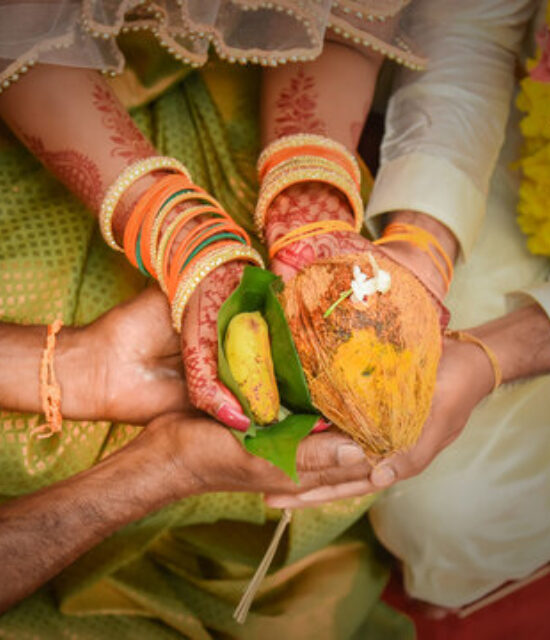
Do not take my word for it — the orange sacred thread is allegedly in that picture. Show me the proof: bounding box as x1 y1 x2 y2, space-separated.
31 318 64 440
268 219 356 260
374 223 454 292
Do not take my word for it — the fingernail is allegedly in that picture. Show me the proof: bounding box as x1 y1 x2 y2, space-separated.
216 404 250 431
370 465 396 488
311 417 332 433
337 444 366 466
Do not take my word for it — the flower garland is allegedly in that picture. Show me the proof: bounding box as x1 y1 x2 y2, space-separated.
516 1 550 256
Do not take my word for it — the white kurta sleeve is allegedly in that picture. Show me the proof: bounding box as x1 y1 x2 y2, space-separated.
366 0 537 258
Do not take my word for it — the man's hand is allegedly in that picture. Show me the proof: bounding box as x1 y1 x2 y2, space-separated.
264 335 493 508
0 409 369 613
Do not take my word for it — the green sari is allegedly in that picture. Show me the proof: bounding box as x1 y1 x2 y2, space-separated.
0 47 414 639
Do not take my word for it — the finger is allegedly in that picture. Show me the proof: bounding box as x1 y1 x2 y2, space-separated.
180 265 250 430
295 430 367 473
265 478 375 509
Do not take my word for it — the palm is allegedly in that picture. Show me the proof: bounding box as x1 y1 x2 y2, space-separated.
92 286 188 423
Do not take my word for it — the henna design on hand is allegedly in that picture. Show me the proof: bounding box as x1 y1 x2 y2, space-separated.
265 182 367 277
92 81 155 162
181 262 243 413
274 67 328 138
23 134 103 211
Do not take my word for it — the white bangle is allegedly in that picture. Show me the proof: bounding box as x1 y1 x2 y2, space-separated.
170 245 265 331
99 156 192 251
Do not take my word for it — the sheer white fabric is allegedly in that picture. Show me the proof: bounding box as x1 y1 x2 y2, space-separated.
0 0 426 93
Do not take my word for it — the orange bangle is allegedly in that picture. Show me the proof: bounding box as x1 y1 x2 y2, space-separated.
160 206 229 292
148 187 222 274
123 175 181 269
167 218 249 298
31 319 63 440
374 222 454 292
268 220 357 260
255 161 363 238
138 175 195 275
259 145 361 189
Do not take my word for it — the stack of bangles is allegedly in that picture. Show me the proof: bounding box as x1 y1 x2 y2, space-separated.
255 133 364 256
373 222 454 294
99 156 264 331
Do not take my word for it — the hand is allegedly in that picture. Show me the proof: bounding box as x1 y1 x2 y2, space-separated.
266 182 368 282
266 186 451 326
62 285 188 423
141 411 370 497
264 333 494 508
179 262 252 431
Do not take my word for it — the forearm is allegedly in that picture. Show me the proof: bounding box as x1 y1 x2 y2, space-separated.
0 323 94 418
470 304 550 384
0 423 192 613
0 64 155 215
261 40 382 150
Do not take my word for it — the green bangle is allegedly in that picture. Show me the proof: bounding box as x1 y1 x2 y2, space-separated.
182 231 246 270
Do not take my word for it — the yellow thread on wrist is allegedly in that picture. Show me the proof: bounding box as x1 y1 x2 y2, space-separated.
445 329 503 392
374 222 454 292
269 220 356 259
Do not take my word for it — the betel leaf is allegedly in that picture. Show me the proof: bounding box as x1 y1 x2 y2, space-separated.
217 266 278 423
243 414 318 483
217 265 318 480
264 278 315 413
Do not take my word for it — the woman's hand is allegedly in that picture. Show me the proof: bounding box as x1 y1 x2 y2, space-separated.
179 262 252 430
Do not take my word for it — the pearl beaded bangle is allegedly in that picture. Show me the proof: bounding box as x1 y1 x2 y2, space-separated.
170 244 264 331
255 163 364 239
99 156 192 252
257 133 361 186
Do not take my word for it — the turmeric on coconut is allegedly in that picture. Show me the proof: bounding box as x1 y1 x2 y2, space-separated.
280 251 441 458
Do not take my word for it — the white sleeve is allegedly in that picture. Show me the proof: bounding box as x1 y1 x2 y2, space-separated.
366 0 537 258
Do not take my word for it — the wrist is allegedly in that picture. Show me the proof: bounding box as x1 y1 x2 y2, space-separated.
382 211 458 301
55 325 102 420
264 182 355 247
469 304 550 385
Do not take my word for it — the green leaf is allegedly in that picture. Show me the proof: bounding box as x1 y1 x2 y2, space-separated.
264 279 315 412
244 414 318 483
217 266 318 480
217 266 278 420
218 265 313 415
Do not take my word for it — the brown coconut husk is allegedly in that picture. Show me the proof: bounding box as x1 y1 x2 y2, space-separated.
280 251 441 459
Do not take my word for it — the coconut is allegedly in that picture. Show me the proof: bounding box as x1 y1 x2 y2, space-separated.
280 251 441 458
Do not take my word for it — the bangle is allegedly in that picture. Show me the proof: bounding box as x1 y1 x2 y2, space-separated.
31 319 64 440
445 330 502 392
374 222 454 293
258 134 361 186
123 174 187 275
269 219 356 260
166 220 248 298
255 162 363 239
255 134 364 240
170 244 264 331
99 156 192 252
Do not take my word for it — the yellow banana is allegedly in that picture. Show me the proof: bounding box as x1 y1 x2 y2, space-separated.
224 311 280 424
